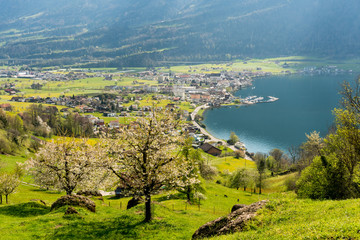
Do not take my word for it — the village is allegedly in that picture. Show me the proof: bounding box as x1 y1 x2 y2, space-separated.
0 66 279 157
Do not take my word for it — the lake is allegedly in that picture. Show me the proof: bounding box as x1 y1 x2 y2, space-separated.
202 73 357 153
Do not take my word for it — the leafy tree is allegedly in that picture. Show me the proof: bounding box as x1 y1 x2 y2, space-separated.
103 108 196 222
177 138 202 202
254 152 267 194
296 156 329 199
26 138 105 195
228 168 252 191
0 109 8 129
57 113 94 137
322 109 360 197
227 132 240 145
269 148 285 172
296 155 349 199
0 172 20 204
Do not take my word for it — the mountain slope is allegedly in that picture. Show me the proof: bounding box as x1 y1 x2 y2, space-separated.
0 0 360 67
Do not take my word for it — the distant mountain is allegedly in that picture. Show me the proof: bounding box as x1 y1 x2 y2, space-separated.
0 0 360 67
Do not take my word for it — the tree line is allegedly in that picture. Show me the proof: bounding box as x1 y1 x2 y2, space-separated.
0 104 94 155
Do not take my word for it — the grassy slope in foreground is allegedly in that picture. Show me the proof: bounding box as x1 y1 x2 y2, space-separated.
0 182 263 240
213 193 360 240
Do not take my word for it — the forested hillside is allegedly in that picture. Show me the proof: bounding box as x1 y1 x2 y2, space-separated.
0 0 360 67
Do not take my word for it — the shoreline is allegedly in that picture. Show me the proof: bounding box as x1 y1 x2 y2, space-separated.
191 104 253 160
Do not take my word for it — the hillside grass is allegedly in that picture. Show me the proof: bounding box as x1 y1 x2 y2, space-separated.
0 181 263 240
1 151 360 239
2 183 360 239
0 154 29 172
211 156 256 173
212 193 360 240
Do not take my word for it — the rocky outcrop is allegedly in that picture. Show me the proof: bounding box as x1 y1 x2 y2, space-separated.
64 206 79 215
192 200 268 239
231 204 247 212
51 195 96 213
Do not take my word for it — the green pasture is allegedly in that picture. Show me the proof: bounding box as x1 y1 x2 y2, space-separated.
0 154 29 172
214 193 360 240
0 75 157 99
1 147 360 239
166 57 296 74
163 56 360 74
211 156 256 174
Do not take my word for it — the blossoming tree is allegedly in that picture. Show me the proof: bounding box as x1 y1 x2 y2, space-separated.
104 108 197 222
27 138 107 195
0 172 20 204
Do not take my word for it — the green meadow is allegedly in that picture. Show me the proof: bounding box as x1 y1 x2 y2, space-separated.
162 56 360 74
1 152 360 239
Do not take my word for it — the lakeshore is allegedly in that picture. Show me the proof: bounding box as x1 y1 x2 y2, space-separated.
202 73 356 153
191 103 253 160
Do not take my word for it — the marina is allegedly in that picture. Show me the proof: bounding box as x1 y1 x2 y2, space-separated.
241 95 279 104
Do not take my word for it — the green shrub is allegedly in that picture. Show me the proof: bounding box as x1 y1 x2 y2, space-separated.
296 155 350 199
0 135 14 154
284 174 299 191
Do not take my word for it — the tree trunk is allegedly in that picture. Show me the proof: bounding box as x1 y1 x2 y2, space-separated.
259 174 262 194
144 194 152 222
5 194 8 204
186 190 191 202
0 195 2 204
243 186 246 192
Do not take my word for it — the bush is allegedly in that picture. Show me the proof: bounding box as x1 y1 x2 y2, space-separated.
29 140 41 152
296 155 350 199
199 163 217 180
284 174 299 191
234 150 245 159
0 135 14 154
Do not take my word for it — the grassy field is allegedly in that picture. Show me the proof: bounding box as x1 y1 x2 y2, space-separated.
1 178 360 239
0 174 263 240
211 156 256 173
1 151 360 239
0 154 29 172
213 193 360 240
166 60 292 74
161 56 360 75
0 76 157 99
164 57 298 74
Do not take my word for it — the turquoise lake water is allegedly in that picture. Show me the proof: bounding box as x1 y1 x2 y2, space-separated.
202 73 357 153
